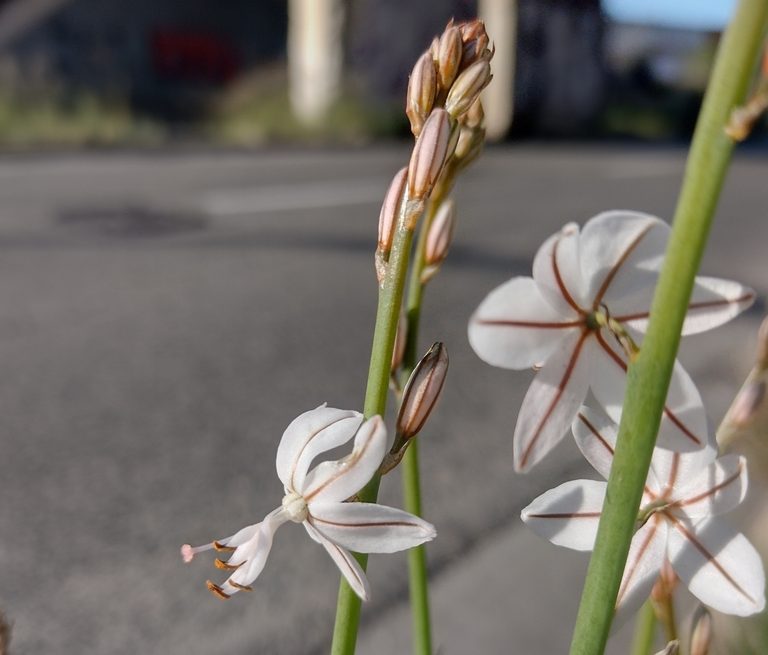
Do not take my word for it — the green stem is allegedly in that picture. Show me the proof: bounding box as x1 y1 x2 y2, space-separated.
569 3 768 654
398 202 438 655
329 195 418 655
630 602 657 655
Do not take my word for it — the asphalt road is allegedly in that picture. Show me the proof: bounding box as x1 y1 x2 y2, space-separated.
0 145 765 654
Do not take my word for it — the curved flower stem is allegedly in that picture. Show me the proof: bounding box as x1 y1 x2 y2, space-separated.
630 602 657 655
568 2 768 654
329 192 419 655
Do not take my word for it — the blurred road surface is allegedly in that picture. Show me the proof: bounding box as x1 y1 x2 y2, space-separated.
0 145 765 654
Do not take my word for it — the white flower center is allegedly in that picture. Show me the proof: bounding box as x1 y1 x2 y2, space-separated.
281 491 308 523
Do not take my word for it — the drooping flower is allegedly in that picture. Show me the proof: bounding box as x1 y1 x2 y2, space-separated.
181 405 436 601
521 406 765 617
468 211 754 471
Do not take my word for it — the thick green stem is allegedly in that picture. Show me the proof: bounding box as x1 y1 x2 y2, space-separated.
630 602 657 655
329 197 417 655
569 2 768 654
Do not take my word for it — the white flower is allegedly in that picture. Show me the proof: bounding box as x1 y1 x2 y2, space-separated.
468 211 754 472
181 405 436 601
521 406 765 617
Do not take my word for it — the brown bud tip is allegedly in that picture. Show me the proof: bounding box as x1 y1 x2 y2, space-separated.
437 26 463 91
396 342 449 442
424 198 456 268
406 51 438 137
690 606 712 655
378 167 408 253
445 59 492 120
757 315 768 369
407 108 453 200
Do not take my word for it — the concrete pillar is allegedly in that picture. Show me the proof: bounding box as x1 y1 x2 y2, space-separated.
478 0 517 140
288 0 344 127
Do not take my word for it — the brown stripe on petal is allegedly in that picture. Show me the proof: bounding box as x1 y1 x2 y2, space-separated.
475 319 584 329
614 291 755 324
592 223 654 309
519 331 589 469
594 331 701 446
673 464 743 509
664 454 680 494
311 516 423 529
526 511 602 519
617 521 659 606
329 541 366 589
669 517 756 603
206 580 231 600
552 236 585 314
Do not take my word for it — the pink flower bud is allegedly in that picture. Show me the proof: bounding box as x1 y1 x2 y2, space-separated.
407 108 453 200
690 606 712 655
406 51 438 137
396 342 449 442
377 167 408 254
446 59 492 120
437 26 463 91
424 199 455 267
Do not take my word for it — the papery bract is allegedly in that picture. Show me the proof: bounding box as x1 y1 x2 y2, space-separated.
182 405 436 601
468 211 754 471
521 406 765 617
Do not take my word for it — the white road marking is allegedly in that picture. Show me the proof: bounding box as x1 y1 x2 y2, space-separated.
203 179 385 215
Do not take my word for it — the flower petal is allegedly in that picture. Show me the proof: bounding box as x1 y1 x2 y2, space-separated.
520 479 606 551
615 519 667 613
648 447 718 498
308 502 436 553
532 223 588 315
513 330 592 472
591 331 709 452
671 455 748 519
275 405 364 492
668 516 765 616
301 416 387 503
617 276 755 336
571 405 619 481
305 522 371 601
579 210 668 311
468 277 579 370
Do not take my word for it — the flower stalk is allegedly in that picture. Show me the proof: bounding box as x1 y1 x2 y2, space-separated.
568 1 768 653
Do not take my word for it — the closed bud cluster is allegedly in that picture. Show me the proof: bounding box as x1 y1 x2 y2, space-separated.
406 51 438 137
445 59 493 120
421 199 456 284
457 19 492 69
689 606 712 655
396 342 449 443
408 108 454 201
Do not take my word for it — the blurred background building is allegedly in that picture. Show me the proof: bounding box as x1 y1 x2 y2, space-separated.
0 0 748 145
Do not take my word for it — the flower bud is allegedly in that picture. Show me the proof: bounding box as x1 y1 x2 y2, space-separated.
458 20 492 68
454 125 485 170
463 98 485 129
729 378 766 428
406 51 438 137
424 199 455 268
689 606 712 655
445 59 492 120
396 342 449 443
757 315 768 369
377 167 408 255
408 108 452 200
391 312 407 373
437 26 462 91
655 642 679 655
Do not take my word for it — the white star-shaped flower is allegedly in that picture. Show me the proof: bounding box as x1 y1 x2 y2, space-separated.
181 405 436 601
521 406 765 617
468 211 754 471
